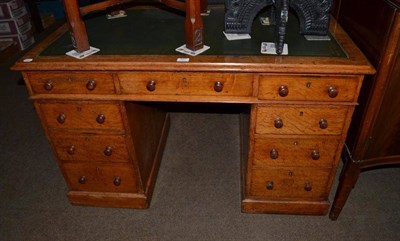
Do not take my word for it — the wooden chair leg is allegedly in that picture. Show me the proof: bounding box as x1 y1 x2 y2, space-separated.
63 0 90 53
200 0 208 13
185 0 204 51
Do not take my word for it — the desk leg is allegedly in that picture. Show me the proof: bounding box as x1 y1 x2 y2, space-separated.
63 0 90 53
185 0 204 51
329 148 362 220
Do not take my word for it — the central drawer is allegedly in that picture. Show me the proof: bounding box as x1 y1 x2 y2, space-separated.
50 132 130 163
63 163 137 193
118 72 254 96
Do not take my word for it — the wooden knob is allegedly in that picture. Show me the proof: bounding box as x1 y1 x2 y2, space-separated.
311 150 320 160
270 149 279 159
104 146 113 156
96 114 105 124
113 176 121 186
214 81 224 92
146 80 156 92
86 80 96 91
274 118 283 128
304 182 312 191
44 80 53 91
319 119 328 129
67 145 75 155
266 181 274 190
278 85 289 97
328 86 338 98
79 176 86 184
57 113 66 124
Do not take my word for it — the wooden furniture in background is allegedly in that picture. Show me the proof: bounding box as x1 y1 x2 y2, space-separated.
329 0 400 220
63 0 207 52
26 0 44 33
12 6 373 215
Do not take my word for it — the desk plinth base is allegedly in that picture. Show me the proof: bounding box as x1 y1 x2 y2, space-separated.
68 191 150 209
242 199 330 215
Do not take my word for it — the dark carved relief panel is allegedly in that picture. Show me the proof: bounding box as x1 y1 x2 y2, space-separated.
224 0 275 33
290 0 333 35
224 0 333 54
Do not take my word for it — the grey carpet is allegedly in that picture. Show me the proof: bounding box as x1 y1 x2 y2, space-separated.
1 51 399 241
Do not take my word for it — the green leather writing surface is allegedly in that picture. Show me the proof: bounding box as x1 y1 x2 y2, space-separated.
41 7 346 57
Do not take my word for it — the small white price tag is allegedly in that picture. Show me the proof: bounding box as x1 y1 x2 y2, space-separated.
175 44 210 56
66 46 100 59
177 58 190 62
260 42 288 55
223 31 251 41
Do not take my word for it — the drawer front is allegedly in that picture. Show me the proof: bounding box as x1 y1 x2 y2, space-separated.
63 163 137 193
256 105 349 135
258 75 359 101
253 137 339 167
40 102 124 130
28 72 116 94
119 72 253 96
249 167 331 199
51 132 130 163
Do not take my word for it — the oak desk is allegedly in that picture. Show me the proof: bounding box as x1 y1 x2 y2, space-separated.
13 7 374 215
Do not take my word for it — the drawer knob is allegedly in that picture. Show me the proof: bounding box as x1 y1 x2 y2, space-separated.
104 146 113 156
57 113 66 124
274 118 283 128
79 176 86 184
328 86 338 98
266 181 274 190
96 114 106 124
67 145 76 155
319 119 328 129
113 176 121 186
146 80 156 92
304 183 312 192
44 80 53 91
86 80 97 91
214 81 224 92
278 85 289 97
311 150 320 160
270 149 279 159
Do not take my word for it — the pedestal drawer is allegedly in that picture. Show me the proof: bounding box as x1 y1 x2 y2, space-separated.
63 163 137 193
27 72 116 94
258 75 360 101
39 102 124 130
256 105 349 135
119 72 253 96
249 167 331 199
253 136 340 167
51 132 130 163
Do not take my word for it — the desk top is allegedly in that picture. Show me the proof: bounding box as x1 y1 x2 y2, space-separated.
13 6 374 75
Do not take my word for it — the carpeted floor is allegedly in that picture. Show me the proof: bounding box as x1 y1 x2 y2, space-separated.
1 41 399 241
